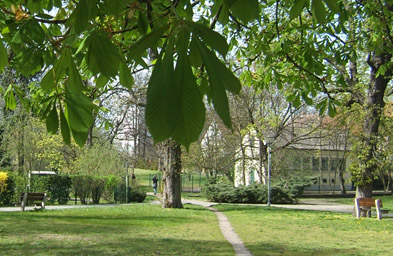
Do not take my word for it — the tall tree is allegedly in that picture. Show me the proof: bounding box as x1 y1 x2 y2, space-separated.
1 1 390 201
233 1 393 198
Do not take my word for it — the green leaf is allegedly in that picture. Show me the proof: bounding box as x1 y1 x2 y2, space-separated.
229 0 259 24
16 48 43 76
71 129 88 147
312 0 326 24
316 98 327 116
137 12 149 35
293 95 301 108
286 93 297 103
145 41 177 143
327 99 336 117
301 92 313 105
46 103 59 135
64 48 84 92
66 0 98 34
96 74 109 89
53 48 67 83
0 41 7 72
290 0 307 20
324 0 341 14
128 25 169 60
189 36 202 67
102 0 130 15
65 89 93 132
195 37 240 129
41 69 55 92
119 59 134 90
186 21 228 57
60 107 71 145
4 85 16 110
171 30 205 149
86 31 121 78
218 4 230 25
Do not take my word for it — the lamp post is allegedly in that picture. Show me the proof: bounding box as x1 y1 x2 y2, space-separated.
267 142 271 207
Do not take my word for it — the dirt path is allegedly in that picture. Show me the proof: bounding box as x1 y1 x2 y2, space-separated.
182 198 252 256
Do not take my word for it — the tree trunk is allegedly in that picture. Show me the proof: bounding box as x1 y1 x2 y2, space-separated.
162 142 183 208
356 52 392 198
339 169 347 195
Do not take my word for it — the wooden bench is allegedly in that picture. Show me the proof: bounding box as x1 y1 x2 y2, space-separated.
20 192 47 212
354 198 389 220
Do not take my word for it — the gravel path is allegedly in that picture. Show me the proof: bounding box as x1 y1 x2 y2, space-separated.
182 198 252 256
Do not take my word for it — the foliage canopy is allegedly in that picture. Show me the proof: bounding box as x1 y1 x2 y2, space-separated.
0 0 342 149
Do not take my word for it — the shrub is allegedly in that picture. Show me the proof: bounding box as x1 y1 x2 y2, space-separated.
203 181 294 204
114 184 130 203
44 175 72 205
275 176 317 202
129 188 146 203
102 175 119 202
71 175 92 204
30 175 48 192
91 176 106 204
0 171 15 205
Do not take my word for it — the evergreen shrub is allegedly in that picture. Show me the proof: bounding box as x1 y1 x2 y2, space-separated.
203 177 314 204
44 175 72 204
71 175 91 204
91 176 106 204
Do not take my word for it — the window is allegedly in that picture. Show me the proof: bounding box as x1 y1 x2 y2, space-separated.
321 157 329 171
303 157 311 171
330 158 346 172
331 179 335 183
293 157 301 170
312 157 319 171
322 178 327 183
330 158 339 172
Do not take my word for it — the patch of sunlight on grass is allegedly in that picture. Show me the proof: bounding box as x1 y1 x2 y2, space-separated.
0 204 234 256
215 204 393 256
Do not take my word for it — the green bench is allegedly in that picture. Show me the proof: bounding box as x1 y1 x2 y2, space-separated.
20 192 47 212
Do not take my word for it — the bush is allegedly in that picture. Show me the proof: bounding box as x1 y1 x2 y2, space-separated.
129 188 146 203
30 175 48 192
203 180 294 204
44 175 72 205
114 184 130 203
275 176 317 202
102 175 119 202
91 176 106 204
71 175 92 204
0 171 15 205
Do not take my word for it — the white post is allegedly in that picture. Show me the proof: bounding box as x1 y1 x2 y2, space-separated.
355 198 360 218
376 199 382 220
27 171 31 192
267 143 271 207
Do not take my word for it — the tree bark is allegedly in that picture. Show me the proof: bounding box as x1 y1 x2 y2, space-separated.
356 52 392 198
162 142 183 208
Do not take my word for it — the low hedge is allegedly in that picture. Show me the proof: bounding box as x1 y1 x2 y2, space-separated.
203 176 316 204
115 184 146 203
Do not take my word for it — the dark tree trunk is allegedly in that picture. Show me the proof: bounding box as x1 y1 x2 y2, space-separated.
339 170 347 195
356 52 392 198
87 125 93 148
162 142 183 208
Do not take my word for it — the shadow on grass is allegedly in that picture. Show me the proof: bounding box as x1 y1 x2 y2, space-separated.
247 242 361 256
2 237 234 256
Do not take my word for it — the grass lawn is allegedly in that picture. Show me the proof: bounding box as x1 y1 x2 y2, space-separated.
0 204 233 256
215 204 393 256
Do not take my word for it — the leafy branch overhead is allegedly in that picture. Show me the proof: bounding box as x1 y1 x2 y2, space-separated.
0 0 344 148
